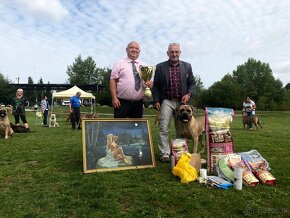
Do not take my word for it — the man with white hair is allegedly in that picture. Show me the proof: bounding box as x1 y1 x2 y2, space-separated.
152 43 195 162
110 41 152 118
11 88 29 129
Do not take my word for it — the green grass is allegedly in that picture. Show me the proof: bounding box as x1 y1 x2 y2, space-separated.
0 107 289 218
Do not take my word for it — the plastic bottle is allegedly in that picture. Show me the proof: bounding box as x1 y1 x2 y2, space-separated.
234 164 243 190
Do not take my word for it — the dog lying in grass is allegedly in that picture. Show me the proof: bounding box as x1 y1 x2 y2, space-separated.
242 111 262 129
0 108 14 139
10 123 30 133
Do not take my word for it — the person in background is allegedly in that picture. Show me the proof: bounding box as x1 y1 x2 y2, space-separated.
110 41 153 118
69 92 83 130
242 96 256 130
41 96 49 127
152 43 195 162
11 88 30 129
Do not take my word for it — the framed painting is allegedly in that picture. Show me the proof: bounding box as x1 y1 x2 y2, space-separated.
82 118 156 173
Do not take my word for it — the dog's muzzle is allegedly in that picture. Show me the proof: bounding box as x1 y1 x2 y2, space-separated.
179 111 192 123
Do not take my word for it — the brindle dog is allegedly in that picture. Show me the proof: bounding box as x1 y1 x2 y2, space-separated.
242 111 263 129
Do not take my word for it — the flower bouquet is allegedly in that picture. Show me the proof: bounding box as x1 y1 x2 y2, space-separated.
140 66 155 97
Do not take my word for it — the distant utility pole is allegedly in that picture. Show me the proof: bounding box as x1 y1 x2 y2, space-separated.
16 77 19 84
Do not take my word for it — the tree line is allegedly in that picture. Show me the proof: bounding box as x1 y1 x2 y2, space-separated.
1 55 290 110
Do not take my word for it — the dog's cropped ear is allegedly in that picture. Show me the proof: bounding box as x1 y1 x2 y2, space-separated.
113 136 118 141
191 106 197 114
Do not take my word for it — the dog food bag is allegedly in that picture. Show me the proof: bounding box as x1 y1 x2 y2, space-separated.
255 170 277 185
218 154 259 186
205 107 235 173
243 170 259 186
226 154 242 169
171 138 188 166
241 150 271 170
225 153 258 186
248 160 276 185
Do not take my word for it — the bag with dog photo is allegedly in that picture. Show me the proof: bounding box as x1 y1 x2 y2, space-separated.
205 107 235 173
171 138 188 168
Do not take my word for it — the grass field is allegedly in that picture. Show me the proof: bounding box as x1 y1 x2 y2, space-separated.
0 106 289 218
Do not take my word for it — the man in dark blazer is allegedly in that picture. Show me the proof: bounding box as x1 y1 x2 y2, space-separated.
152 43 195 162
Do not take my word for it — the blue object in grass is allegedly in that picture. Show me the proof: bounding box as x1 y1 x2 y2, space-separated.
207 176 233 189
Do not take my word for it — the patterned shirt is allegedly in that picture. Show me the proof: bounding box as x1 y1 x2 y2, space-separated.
12 96 29 115
166 63 181 100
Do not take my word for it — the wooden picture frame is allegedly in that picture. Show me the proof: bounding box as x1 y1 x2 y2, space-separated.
82 118 156 173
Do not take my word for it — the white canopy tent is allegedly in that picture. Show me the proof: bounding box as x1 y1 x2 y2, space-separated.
51 85 95 112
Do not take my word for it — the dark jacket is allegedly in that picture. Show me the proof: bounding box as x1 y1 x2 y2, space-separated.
152 60 195 104
12 96 29 116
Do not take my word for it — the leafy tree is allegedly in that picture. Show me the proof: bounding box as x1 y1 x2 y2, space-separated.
279 89 290 110
36 77 45 101
67 55 104 85
38 78 43 84
28 76 34 84
44 82 52 100
97 67 111 91
0 73 14 105
66 55 112 105
194 75 204 93
192 75 205 108
201 74 244 109
232 58 285 110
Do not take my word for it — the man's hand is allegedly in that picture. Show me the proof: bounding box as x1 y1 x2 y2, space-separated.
112 97 121 109
154 102 160 111
181 94 191 104
145 80 153 89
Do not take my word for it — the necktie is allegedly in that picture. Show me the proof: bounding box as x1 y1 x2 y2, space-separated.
132 61 141 91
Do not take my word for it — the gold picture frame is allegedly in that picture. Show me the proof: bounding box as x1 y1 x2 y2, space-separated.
82 118 156 173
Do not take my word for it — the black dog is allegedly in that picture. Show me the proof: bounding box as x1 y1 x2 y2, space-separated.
10 123 30 133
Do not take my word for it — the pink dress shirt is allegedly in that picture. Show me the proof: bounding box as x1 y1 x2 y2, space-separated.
111 57 146 101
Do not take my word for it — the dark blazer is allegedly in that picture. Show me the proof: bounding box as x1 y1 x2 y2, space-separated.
152 60 195 104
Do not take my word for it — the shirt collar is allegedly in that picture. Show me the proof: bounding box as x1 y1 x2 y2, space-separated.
126 57 140 64
168 60 180 67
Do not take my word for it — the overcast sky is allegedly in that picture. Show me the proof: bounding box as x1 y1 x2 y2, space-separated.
1 0 290 88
